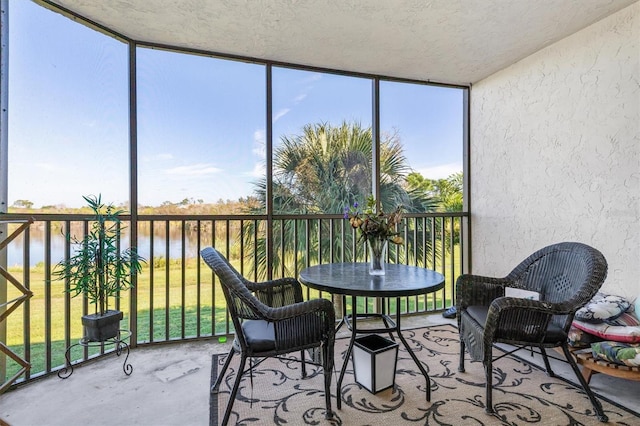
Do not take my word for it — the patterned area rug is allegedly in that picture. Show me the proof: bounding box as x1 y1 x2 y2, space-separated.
210 324 639 425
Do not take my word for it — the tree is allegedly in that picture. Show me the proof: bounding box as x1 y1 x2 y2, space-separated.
439 172 463 212
407 171 463 247
407 171 463 212
12 199 34 209
244 121 439 278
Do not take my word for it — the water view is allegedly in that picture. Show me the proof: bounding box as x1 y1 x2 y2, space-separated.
5 223 203 267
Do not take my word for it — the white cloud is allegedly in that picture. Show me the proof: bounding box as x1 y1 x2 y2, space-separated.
247 161 265 178
416 163 462 179
272 73 320 124
273 108 290 122
253 130 265 144
253 130 266 158
303 73 322 83
165 163 221 176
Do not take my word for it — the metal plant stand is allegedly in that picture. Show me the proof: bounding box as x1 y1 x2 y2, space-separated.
58 330 133 379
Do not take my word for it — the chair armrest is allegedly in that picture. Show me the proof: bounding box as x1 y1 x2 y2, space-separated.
263 297 335 322
263 298 336 351
456 274 510 309
246 277 304 307
490 297 573 315
484 297 573 342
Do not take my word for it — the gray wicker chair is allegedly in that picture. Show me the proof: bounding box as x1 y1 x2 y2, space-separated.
201 247 335 425
456 242 609 422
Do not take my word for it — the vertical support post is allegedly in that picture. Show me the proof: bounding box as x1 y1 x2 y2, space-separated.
128 41 138 347
265 64 273 280
461 86 471 275
0 0 10 381
371 78 381 202
371 78 382 314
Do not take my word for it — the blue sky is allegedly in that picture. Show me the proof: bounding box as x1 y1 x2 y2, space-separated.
8 1 463 208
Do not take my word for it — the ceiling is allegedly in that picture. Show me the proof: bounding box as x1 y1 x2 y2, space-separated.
46 0 637 86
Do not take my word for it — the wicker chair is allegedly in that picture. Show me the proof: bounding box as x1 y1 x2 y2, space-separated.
201 247 335 425
457 242 609 422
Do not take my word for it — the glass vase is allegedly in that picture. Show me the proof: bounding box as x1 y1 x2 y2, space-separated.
367 238 388 275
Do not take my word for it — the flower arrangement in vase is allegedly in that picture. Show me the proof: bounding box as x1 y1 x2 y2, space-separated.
344 195 403 275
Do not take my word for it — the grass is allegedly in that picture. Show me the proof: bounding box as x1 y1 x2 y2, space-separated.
2 245 460 380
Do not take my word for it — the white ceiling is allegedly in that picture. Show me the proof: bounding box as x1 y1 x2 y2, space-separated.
46 0 637 86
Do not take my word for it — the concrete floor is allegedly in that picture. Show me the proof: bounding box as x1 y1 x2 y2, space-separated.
0 314 638 426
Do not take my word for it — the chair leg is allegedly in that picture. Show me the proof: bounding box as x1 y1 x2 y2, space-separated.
212 347 236 393
323 365 333 419
560 344 608 423
301 349 307 378
221 354 247 426
459 339 466 372
323 344 333 419
485 355 494 414
539 346 555 377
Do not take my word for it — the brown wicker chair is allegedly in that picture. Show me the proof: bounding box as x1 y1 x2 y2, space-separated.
457 242 609 422
201 247 335 425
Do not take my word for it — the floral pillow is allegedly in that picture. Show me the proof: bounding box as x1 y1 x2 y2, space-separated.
574 293 630 323
591 341 640 367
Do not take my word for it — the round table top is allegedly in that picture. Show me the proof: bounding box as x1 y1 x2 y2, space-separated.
299 262 445 297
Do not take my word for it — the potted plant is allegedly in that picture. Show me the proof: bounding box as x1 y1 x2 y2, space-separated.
54 194 145 342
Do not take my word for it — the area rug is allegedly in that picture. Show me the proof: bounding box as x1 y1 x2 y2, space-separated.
210 324 639 425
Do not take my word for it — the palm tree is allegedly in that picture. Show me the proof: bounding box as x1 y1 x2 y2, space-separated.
406 171 463 212
440 172 463 212
244 121 438 279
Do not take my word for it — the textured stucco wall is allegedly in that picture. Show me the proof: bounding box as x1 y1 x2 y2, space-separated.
470 2 639 299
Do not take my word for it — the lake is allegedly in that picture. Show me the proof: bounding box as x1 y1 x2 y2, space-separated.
4 224 205 267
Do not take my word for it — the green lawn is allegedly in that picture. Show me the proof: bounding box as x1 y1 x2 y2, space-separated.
2 245 460 380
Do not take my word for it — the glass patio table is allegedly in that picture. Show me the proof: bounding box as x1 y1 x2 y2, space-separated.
299 262 445 408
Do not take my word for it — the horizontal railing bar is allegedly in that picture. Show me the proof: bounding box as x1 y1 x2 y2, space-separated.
4 212 469 221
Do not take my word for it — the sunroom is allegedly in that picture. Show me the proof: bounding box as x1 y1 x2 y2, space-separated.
0 1 638 425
